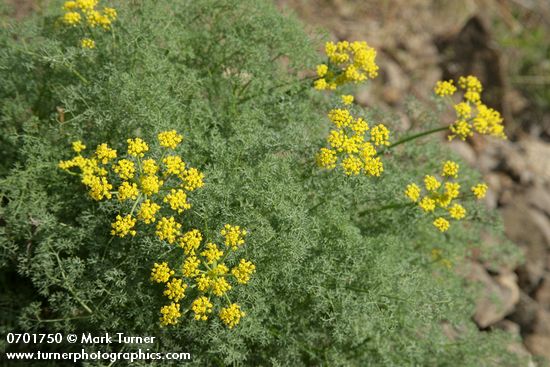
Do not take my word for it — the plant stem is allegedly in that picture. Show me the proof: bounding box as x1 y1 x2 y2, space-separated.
381 126 449 153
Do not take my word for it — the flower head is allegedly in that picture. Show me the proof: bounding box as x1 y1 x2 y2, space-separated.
221 224 247 250
164 278 187 302
219 303 245 329
160 302 181 326
151 262 174 283
72 140 86 153
158 130 183 149
441 161 459 178
191 296 213 321
80 38 95 49
127 138 149 157
156 217 181 244
111 214 137 237
433 217 450 232
471 183 488 199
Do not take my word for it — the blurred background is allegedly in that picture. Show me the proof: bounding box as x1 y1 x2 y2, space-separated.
6 0 550 363
275 0 550 362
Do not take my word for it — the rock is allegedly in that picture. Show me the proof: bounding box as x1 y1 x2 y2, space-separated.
521 138 550 184
449 140 476 166
495 319 537 365
532 307 550 336
494 319 521 334
502 202 548 290
526 185 550 217
535 275 550 307
468 262 520 328
501 143 534 184
525 334 550 361
509 292 539 332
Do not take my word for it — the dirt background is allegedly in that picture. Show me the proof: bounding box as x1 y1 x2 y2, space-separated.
5 0 550 364
276 0 550 364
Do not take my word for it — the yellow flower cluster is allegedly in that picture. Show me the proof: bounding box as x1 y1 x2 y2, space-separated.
60 1 117 48
314 41 379 90
434 75 506 141
151 225 255 328
316 106 389 176
404 160 488 232
59 130 204 240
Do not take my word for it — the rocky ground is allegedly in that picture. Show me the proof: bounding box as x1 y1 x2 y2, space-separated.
276 0 550 364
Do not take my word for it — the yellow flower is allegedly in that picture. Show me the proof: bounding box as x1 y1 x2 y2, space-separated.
181 168 204 191
158 130 183 149
341 155 362 176
433 217 450 232
163 155 186 176
449 120 473 141
160 302 180 326
179 229 203 255
103 7 117 20
316 40 378 90
363 156 383 177
86 10 102 27
341 95 354 105
200 243 223 264
221 224 247 250
314 78 329 90
419 197 436 212
63 1 77 10
62 11 81 26
219 303 245 329
142 158 159 175
127 138 149 157
164 278 187 302
474 104 506 139
163 189 191 213
80 38 95 49
117 181 139 201
444 182 461 200
441 161 459 178
196 274 211 292
72 140 86 153
111 214 137 237
151 262 174 283
471 183 488 199
113 159 135 180
327 108 353 128
95 143 117 164
316 148 337 170
138 200 160 224
316 64 328 77
405 183 421 202
370 124 390 146
351 118 369 134
454 102 471 119
211 263 229 276
182 256 201 278
191 296 213 321
87 176 112 200
231 259 255 284
448 203 466 220
155 217 181 244
434 80 456 97
211 277 231 296
140 175 163 195
76 0 98 12
458 75 482 93
424 175 441 191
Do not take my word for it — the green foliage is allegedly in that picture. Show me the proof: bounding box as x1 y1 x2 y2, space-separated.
0 0 523 365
